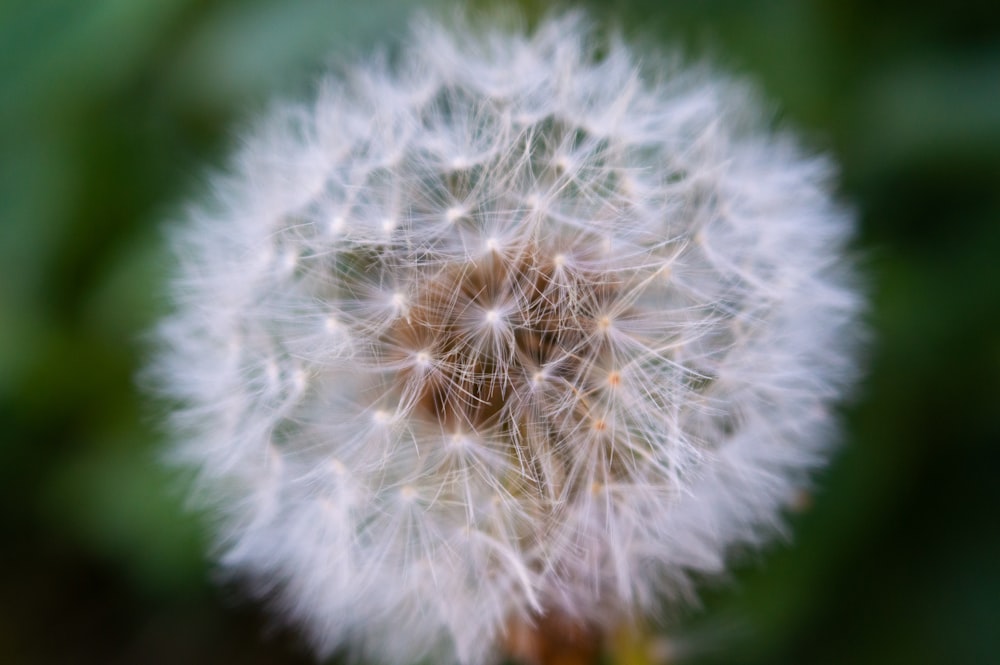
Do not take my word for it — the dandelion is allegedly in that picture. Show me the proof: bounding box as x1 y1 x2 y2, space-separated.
152 12 861 665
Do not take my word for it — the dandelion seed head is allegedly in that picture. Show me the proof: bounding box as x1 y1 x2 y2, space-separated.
152 11 862 665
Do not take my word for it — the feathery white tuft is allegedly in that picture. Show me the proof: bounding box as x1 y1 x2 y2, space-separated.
152 12 861 665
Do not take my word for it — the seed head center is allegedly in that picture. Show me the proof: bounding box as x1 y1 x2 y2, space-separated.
386 243 630 468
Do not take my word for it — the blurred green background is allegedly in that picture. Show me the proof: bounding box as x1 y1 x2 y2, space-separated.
1 1 998 664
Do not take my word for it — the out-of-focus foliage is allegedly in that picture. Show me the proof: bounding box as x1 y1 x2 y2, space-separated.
0 1 997 664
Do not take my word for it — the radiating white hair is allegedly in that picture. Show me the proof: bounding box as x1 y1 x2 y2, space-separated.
152 12 861 665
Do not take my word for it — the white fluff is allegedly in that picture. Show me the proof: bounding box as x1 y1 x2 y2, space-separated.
152 12 861 665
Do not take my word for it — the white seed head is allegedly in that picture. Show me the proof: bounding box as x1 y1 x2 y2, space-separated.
151 12 862 665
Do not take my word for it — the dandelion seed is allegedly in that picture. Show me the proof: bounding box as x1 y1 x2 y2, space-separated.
151 11 862 665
